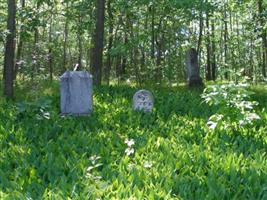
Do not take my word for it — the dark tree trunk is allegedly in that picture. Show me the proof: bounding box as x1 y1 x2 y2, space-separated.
120 31 128 81
62 3 69 72
258 0 267 78
31 20 39 80
206 13 212 81
92 0 105 85
3 0 16 98
155 20 164 82
211 17 216 81
105 0 113 85
197 1 204 55
14 0 25 80
77 15 83 71
48 18 53 81
223 3 229 80
150 4 155 60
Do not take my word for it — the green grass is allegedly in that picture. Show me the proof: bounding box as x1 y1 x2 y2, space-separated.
0 81 267 199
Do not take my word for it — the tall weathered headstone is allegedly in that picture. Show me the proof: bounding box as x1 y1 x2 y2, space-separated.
133 90 154 112
186 48 203 87
60 71 93 115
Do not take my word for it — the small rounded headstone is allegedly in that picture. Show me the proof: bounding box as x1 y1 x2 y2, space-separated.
133 90 154 112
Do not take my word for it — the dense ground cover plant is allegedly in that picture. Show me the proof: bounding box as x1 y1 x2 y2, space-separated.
0 82 266 199
201 83 262 130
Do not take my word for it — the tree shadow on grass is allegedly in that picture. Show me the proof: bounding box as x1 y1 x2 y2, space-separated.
172 156 267 200
1 84 266 199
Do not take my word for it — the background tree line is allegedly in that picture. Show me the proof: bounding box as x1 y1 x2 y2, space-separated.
0 0 266 98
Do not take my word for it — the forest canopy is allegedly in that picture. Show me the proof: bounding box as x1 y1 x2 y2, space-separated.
1 0 267 96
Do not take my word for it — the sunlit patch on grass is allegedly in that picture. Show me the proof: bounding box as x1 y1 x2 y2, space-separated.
0 83 266 199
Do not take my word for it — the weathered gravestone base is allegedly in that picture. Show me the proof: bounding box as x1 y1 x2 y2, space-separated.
60 71 93 116
133 90 154 112
186 48 203 87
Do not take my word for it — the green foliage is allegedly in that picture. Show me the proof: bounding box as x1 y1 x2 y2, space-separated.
0 82 266 199
202 83 261 130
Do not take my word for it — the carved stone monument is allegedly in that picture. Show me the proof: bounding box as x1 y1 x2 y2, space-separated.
133 90 154 112
60 71 93 115
186 48 203 87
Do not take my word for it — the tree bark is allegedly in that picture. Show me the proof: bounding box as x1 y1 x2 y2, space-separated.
258 0 267 78
3 0 16 98
105 0 113 85
150 4 155 60
223 2 229 80
77 14 83 71
155 19 164 82
211 17 216 81
92 0 105 85
62 3 69 72
14 0 25 80
48 17 53 81
206 12 212 81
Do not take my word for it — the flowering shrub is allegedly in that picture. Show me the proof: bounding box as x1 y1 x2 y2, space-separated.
202 83 261 129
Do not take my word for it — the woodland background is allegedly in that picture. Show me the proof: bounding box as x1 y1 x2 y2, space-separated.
1 0 267 98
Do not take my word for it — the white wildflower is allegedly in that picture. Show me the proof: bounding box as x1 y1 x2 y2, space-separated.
125 148 134 156
144 161 153 169
125 138 135 147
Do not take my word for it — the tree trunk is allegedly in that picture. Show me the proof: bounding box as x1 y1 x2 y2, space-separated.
92 0 105 85
3 0 16 98
155 19 164 82
206 13 212 81
258 0 267 78
62 3 69 72
32 18 39 80
105 0 113 85
223 2 229 80
48 17 53 81
211 17 216 81
14 0 25 80
120 28 128 81
77 15 83 71
150 4 155 60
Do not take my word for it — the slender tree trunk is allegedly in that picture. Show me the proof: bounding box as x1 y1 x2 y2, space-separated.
92 0 105 85
258 0 267 78
206 13 212 81
197 16 203 55
236 13 242 74
197 2 204 70
150 4 155 61
155 20 164 82
223 2 229 80
3 0 16 98
211 17 216 81
140 45 145 84
105 0 113 85
32 15 39 80
14 0 25 80
76 15 83 71
120 25 128 81
48 17 53 81
62 3 69 72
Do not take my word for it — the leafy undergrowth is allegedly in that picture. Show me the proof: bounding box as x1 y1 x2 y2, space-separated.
0 82 267 199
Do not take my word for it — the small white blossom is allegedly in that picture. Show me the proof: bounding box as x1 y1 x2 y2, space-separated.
125 139 135 147
125 148 134 156
144 161 153 169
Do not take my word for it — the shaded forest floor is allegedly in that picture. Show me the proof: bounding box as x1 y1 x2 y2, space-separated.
0 81 267 199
